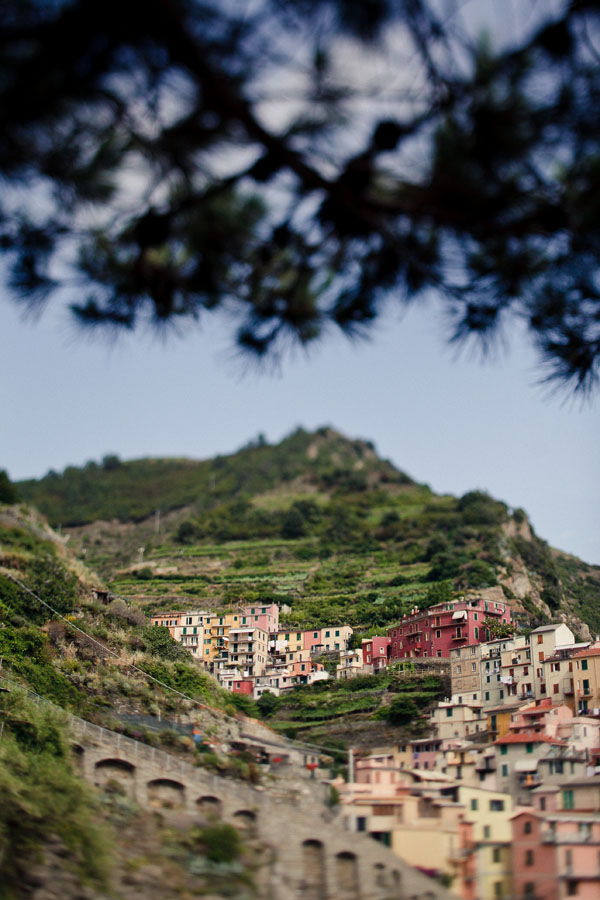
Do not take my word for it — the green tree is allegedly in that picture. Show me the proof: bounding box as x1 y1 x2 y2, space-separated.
0 470 17 503
387 695 419 726
1 2 599 392
256 690 279 718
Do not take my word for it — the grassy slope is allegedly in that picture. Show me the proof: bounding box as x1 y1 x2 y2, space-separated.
0 505 242 729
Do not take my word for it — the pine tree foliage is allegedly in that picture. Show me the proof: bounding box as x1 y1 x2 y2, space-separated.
1 0 599 390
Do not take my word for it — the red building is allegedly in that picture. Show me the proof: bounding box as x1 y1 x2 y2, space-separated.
362 636 391 671
388 597 511 660
232 679 253 695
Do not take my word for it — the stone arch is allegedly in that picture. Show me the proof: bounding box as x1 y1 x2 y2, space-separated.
301 839 326 900
335 851 359 900
196 795 222 820
374 862 388 889
147 778 185 809
94 758 136 797
232 809 257 834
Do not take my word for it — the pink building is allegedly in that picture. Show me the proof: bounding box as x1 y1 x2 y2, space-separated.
232 679 253 695
241 603 279 633
388 596 511 660
362 636 391 671
512 790 600 900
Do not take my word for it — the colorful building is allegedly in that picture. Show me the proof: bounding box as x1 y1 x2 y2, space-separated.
388 595 511 660
362 636 391 671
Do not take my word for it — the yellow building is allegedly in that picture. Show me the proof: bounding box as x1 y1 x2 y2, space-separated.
454 785 514 900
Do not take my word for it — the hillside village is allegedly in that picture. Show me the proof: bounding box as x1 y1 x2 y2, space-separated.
151 589 600 900
3 430 600 900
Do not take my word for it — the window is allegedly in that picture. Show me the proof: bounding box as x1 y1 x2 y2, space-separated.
335 630 340 637
524 884 535 898
500 746 507 756
526 743 533 754
553 684 559 694
313 632 318 638
470 798 478 811
540 797 546 810
436 630 441 639
582 659 588 670
356 817 366 832
501 764 509 777
446 708 453 717
524 821 532 834
485 691 490 701
456 665 462 674
492 848 501 863
472 663 477 672
186 617 192 625
493 882 503 899
325 630 330 637
566 882 578 896
475 627 479 639
490 800 505 811
563 789 575 810
537 634 543 644
525 850 534 866
483 825 491 839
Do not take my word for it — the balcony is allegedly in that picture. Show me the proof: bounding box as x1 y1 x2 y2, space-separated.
541 830 596 844
452 633 467 641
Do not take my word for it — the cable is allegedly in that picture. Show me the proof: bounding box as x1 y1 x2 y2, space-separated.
1 571 349 759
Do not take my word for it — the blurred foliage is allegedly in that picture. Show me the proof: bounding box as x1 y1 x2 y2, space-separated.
2 2 600 391
0 690 109 896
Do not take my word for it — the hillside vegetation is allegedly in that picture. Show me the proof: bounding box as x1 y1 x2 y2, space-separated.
21 427 595 638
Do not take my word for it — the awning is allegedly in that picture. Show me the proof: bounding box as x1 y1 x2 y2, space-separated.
514 759 539 773
452 610 467 620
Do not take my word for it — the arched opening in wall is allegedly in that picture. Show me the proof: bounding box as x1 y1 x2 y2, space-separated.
374 863 388 889
301 840 326 900
147 778 185 809
335 851 359 900
94 758 136 797
196 795 222 820
233 809 257 835
71 744 85 772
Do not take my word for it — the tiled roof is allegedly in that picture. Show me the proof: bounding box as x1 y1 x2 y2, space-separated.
494 733 565 746
572 647 600 659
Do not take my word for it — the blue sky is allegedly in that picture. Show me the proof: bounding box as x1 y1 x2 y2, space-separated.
2 296 598 564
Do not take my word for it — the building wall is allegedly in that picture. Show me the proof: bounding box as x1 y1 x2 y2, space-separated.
388 597 511 661
511 812 558 900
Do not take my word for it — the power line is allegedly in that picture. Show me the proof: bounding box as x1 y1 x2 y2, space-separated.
1 572 348 759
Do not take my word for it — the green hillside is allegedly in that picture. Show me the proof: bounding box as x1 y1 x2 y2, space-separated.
17 427 408 526
13 426 600 636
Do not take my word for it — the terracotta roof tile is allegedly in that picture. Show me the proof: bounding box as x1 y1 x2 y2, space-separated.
494 733 565 746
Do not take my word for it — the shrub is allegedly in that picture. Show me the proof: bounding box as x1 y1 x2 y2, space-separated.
194 824 242 863
387 695 420 725
141 626 190 661
256 690 279 717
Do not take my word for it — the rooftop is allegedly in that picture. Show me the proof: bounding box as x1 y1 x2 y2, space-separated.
495 733 565 746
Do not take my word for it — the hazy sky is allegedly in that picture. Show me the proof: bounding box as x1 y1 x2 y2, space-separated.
2 297 598 564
